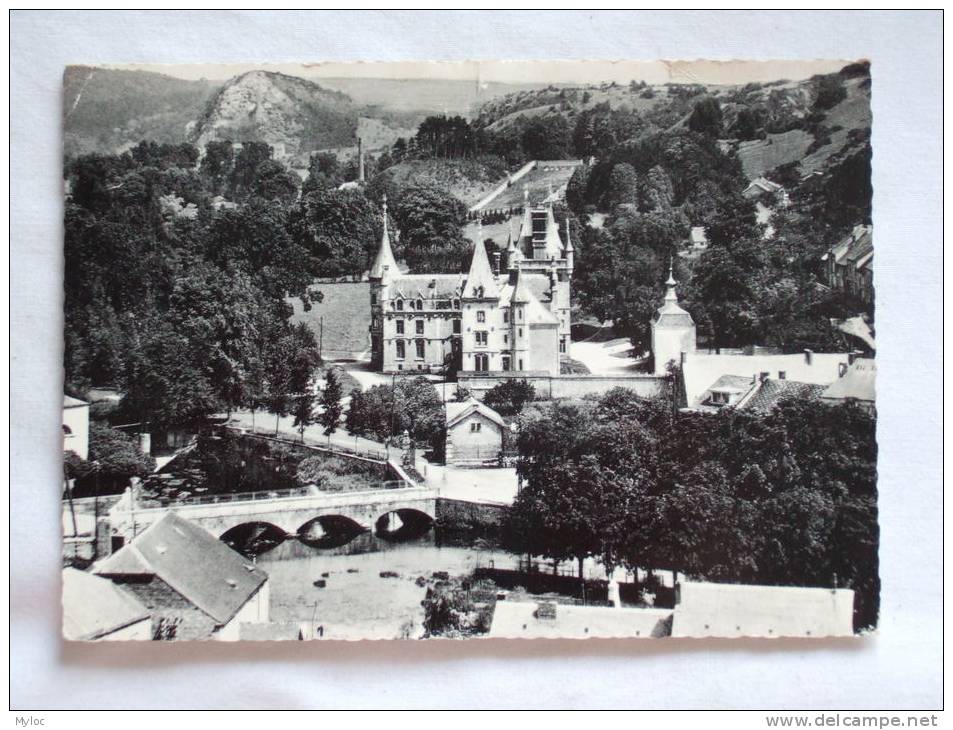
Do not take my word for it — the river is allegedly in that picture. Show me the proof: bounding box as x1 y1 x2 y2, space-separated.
256 533 516 640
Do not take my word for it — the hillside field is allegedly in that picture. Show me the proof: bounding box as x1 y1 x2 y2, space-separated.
288 282 371 361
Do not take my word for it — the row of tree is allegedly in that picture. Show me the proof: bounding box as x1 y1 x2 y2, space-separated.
502 388 879 630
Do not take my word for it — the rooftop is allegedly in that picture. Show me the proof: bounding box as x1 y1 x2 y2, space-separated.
446 397 506 429
62 567 151 641
821 358 876 404
682 351 848 406
671 581 855 638
489 600 672 639
94 512 268 626
63 395 88 408
737 378 827 414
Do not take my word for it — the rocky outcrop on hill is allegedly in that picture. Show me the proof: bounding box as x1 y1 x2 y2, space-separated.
190 70 359 156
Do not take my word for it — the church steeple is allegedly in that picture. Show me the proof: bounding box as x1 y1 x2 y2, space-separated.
464 225 499 300
369 193 398 282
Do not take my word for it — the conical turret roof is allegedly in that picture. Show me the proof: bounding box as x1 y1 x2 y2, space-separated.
369 194 398 280
464 229 499 299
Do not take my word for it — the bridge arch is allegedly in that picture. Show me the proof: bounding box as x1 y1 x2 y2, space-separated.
374 508 434 542
220 521 287 556
297 514 367 549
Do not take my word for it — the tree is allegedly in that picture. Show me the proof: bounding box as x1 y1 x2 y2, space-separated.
813 74 847 111
391 185 470 273
288 187 390 277
604 163 639 208
87 422 156 482
292 393 316 442
482 379 536 417
520 115 572 160
318 368 344 444
686 96 723 137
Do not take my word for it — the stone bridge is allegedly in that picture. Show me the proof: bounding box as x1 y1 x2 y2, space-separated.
108 485 438 542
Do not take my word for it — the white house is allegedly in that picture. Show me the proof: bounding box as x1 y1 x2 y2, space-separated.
94 512 270 641
444 397 506 465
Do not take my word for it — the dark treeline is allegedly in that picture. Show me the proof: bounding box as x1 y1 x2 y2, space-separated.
64 138 479 429
504 388 879 631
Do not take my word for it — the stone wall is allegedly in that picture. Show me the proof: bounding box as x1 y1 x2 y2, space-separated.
435 498 507 529
457 372 667 400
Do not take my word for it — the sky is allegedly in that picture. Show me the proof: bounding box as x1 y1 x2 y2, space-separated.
105 59 851 86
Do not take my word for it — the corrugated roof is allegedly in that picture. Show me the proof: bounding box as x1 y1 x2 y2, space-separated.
821 358 876 403
94 512 267 626
62 568 151 641
671 581 855 638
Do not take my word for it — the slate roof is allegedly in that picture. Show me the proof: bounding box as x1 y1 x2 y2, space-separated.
445 397 506 429
692 374 756 411
94 512 268 626
822 224 873 266
62 567 151 641
388 274 463 300
736 378 827 414
369 210 399 280
821 358 876 404
464 237 500 299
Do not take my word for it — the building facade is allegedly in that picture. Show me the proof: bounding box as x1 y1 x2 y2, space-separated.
821 224 873 305
369 193 572 375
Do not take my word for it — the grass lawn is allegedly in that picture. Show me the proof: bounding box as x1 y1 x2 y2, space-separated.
288 281 371 360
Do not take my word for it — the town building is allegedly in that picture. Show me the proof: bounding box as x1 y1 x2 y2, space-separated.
742 176 789 205
444 397 506 465
63 394 89 461
62 567 152 641
821 357 876 413
93 512 270 641
488 580 855 639
691 373 828 414
489 599 672 639
670 581 855 638
650 265 696 375
821 224 874 304
369 192 572 376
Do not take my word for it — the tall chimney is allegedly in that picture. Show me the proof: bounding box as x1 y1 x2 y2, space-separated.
804 348 813 365
358 137 365 183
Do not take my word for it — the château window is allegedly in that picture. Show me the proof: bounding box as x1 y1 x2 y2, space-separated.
453 319 461 334
470 422 482 433
518 328 523 338
475 286 485 298
502 356 511 371
396 340 406 359
559 337 566 353
396 299 404 311
396 319 404 334
477 310 486 323
415 339 425 359
503 310 509 323
453 299 460 309
475 331 488 347
415 320 424 335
